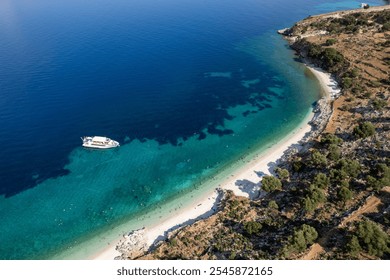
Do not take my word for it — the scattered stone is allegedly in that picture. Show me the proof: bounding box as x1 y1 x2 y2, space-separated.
115 228 148 260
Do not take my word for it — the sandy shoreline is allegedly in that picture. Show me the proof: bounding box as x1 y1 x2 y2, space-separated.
90 65 339 260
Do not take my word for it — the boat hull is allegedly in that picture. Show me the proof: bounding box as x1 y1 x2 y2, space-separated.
82 143 119 149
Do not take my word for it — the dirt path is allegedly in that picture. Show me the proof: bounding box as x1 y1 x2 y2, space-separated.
301 243 325 260
339 196 381 227
301 194 384 260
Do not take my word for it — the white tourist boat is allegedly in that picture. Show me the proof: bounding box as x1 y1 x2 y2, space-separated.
81 136 120 149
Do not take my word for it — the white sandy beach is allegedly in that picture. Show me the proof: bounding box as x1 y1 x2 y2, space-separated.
92 65 339 260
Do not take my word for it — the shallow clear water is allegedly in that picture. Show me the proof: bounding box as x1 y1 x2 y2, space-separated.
0 0 385 259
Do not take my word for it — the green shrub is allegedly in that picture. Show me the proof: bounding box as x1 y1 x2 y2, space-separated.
341 77 353 89
349 68 359 78
376 164 390 184
366 175 382 191
243 221 262 236
338 186 353 202
374 10 390 24
313 173 330 189
261 176 282 192
320 133 343 145
231 199 240 208
229 251 237 260
275 167 290 181
169 238 178 247
292 160 304 172
364 91 373 98
327 22 341 33
382 22 390 31
366 164 390 190
356 220 390 257
325 38 337 46
289 224 318 253
368 80 382 88
328 144 341 161
303 197 316 213
308 44 322 58
346 235 362 257
309 185 326 203
372 99 387 110
303 185 326 213
310 150 328 168
268 200 279 210
340 15 357 26
321 48 345 70
351 84 363 94
340 180 350 189
330 168 349 183
353 122 376 138
338 159 361 178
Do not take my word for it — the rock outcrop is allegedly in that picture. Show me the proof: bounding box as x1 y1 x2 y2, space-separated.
114 228 148 260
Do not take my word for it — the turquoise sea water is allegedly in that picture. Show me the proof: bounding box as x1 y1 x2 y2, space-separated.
0 0 386 259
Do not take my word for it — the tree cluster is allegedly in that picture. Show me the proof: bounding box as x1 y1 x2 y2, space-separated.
366 163 390 191
284 224 318 255
261 175 282 192
351 220 390 258
307 44 345 72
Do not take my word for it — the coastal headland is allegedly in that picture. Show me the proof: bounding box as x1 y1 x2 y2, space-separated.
94 5 390 260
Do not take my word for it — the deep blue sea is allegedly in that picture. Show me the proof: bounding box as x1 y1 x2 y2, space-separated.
0 0 386 259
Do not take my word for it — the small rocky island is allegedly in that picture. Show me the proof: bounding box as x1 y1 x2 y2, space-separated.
130 6 390 260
